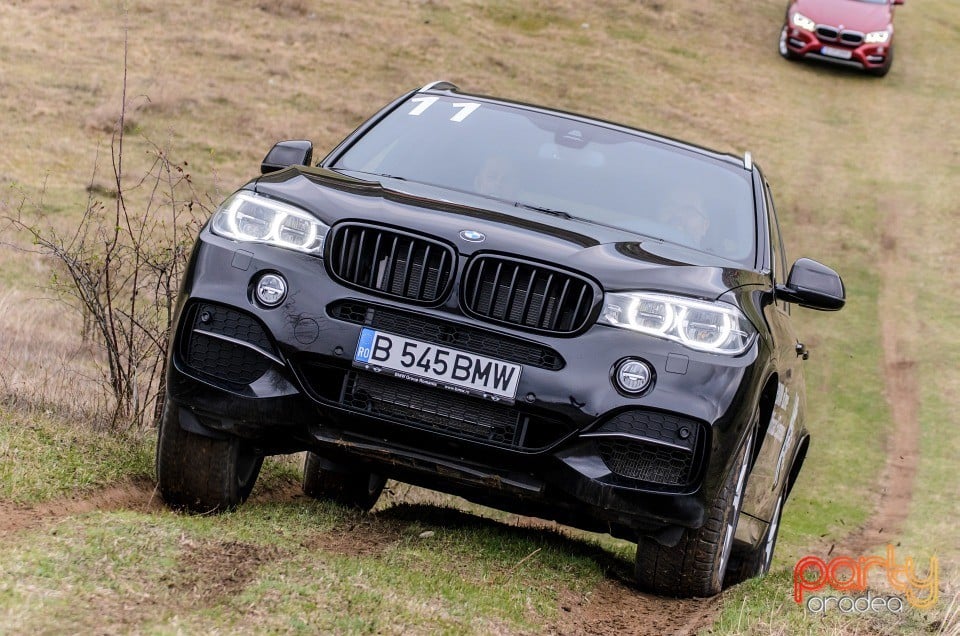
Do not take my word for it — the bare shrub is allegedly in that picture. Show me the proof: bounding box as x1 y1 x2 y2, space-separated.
3 37 208 430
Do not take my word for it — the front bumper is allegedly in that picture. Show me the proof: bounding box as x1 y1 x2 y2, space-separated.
784 26 891 72
167 229 763 540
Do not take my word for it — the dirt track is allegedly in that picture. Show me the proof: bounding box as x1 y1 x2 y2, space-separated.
549 581 721 636
0 477 722 635
831 199 919 558
0 477 163 537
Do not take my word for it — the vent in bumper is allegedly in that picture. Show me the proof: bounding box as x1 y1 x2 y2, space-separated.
461 255 598 335
328 301 565 370
179 303 278 386
590 410 706 488
326 223 455 304
597 440 697 486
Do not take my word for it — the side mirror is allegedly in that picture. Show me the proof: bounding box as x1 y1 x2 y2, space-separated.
260 140 314 175
776 258 845 311
893 0 904 5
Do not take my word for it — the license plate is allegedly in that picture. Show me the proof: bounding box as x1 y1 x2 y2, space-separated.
353 328 522 402
820 45 852 60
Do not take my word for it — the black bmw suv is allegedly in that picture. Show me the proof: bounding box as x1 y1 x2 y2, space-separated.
157 81 845 597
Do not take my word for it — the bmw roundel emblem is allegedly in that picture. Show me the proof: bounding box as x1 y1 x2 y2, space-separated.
459 230 485 242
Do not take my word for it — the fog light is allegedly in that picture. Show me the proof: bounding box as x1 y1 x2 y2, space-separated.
255 273 287 307
615 358 653 394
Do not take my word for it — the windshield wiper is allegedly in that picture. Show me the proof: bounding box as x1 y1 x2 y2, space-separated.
515 201 660 238
346 169 407 182
513 202 572 219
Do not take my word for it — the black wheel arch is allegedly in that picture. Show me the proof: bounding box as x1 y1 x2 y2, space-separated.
751 373 780 468
784 433 810 500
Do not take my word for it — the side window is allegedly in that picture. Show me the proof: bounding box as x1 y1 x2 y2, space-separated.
764 183 790 312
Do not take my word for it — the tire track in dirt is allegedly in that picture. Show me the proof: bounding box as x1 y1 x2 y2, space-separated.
0 476 303 537
830 200 920 558
0 477 725 633
336 500 724 635
0 476 163 537
489 512 723 636
549 580 722 636
0 478 296 632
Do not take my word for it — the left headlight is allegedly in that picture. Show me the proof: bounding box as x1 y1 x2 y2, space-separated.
791 12 815 32
865 29 891 44
599 292 757 355
210 191 328 255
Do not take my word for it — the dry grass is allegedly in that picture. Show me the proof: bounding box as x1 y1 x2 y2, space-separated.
0 286 107 421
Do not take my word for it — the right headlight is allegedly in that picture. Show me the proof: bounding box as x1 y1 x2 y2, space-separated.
792 12 816 32
210 191 328 255
598 292 757 355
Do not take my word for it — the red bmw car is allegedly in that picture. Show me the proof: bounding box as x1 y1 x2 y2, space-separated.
780 0 904 76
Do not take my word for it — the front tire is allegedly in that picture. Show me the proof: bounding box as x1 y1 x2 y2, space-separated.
725 492 784 586
635 434 753 597
156 401 263 513
302 452 386 511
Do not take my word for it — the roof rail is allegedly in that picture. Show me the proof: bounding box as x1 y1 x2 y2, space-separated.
743 151 753 170
419 80 459 92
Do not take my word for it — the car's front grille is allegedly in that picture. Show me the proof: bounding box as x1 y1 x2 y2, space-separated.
328 301 565 370
180 303 276 385
591 410 706 488
816 25 840 41
840 30 864 45
331 370 575 451
326 222 455 304
816 25 863 46
461 255 598 335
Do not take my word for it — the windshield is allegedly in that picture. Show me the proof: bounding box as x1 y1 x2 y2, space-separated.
333 94 757 265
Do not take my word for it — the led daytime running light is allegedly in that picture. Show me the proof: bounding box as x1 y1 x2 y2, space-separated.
600 292 756 355
211 192 327 254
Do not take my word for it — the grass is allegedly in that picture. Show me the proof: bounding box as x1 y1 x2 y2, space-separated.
0 502 607 635
1 0 959 633
0 409 153 504
713 569 945 636
776 265 887 546
0 409 299 505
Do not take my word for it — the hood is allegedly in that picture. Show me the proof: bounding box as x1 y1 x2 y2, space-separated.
793 0 893 32
565 242 766 300
254 166 767 300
